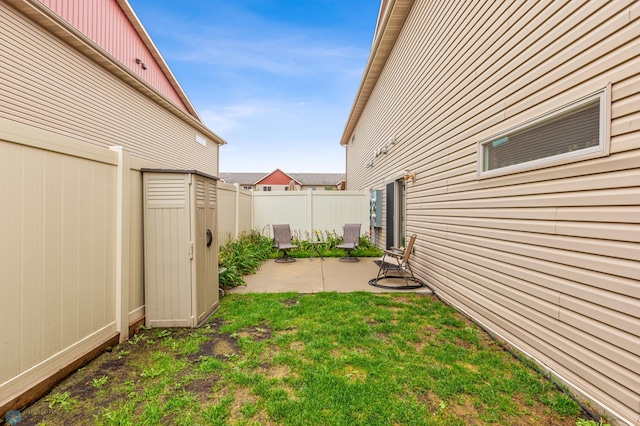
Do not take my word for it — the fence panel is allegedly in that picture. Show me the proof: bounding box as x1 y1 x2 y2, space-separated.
252 190 369 239
238 188 252 235
311 191 370 236
217 182 238 243
0 121 120 410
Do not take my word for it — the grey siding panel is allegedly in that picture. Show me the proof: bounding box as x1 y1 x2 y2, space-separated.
345 0 640 422
0 3 218 176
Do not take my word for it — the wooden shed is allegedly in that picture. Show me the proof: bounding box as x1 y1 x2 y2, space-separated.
142 170 219 327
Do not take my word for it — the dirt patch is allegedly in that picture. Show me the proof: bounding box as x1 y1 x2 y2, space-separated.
289 341 305 352
280 297 298 307
184 378 218 404
413 340 427 353
459 362 479 373
99 357 127 372
375 332 389 342
447 395 481 423
339 366 367 383
454 337 476 350
189 333 239 360
266 364 292 380
229 387 258 423
237 324 272 341
417 390 442 414
364 316 383 326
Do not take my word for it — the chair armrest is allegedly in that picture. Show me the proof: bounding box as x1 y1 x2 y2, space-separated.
382 249 403 258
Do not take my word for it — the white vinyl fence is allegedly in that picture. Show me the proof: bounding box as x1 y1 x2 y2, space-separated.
217 182 253 244
217 183 369 242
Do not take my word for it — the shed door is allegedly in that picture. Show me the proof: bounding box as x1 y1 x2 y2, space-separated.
193 175 218 325
143 173 192 327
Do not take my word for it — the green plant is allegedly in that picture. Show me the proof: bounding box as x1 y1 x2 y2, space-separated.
46 392 77 412
576 419 611 426
218 229 274 287
140 367 164 379
92 375 108 388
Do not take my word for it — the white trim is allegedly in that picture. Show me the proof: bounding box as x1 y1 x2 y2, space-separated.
477 88 610 179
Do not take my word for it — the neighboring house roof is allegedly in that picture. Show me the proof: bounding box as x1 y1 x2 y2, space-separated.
289 173 345 186
221 171 345 186
220 172 270 185
15 0 225 146
256 169 301 185
340 0 415 146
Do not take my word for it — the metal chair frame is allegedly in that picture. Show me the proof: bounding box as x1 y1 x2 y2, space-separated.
371 234 423 289
273 224 298 263
336 223 361 262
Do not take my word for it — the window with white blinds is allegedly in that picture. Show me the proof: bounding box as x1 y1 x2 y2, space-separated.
479 91 606 177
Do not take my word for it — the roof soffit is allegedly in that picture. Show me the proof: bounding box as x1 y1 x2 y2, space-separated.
340 0 415 146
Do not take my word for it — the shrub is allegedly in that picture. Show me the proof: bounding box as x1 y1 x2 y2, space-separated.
219 229 384 287
287 232 382 259
218 229 273 287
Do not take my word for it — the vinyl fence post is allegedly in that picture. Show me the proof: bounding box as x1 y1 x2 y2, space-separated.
234 183 240 239
109 146 130 342
307 189 313 237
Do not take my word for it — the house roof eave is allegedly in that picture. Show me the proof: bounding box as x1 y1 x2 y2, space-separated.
339 0 414 146
115 0 202 122
9 0 227 146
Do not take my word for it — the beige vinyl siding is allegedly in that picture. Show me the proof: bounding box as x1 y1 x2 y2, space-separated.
345 0 640 422
0 2 218 176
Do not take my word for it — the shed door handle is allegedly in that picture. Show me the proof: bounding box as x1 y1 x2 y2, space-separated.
206 229 213 247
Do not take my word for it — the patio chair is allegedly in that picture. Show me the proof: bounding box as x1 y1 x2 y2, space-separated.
336 223 361 262
370 234 423 289
273 224 298 263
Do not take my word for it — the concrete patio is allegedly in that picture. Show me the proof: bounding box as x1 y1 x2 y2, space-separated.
226 257 433 295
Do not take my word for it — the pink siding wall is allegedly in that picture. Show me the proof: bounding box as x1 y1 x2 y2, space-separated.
39 0 189 113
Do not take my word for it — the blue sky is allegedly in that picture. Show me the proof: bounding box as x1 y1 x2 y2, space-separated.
129 0 381 173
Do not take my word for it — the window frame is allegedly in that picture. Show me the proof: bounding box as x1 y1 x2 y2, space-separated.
477 88 609 179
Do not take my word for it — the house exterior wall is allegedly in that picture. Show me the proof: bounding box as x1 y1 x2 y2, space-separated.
300 185 338 191
38 0 189 112
256 184 300 191
256 169 297 185
344 1 640 424
0 1 219 177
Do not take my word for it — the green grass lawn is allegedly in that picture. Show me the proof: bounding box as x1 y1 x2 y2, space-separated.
22 293 590 425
